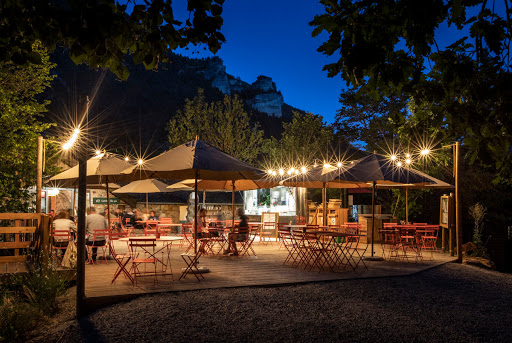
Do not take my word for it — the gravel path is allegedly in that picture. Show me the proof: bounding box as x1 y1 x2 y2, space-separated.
52 263 512 343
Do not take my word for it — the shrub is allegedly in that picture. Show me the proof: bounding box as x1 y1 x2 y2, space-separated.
0 295 43 342
469 202 488 257
22 260 70 314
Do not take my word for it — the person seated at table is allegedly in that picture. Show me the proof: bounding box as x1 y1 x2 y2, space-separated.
148 210 159 220
53 210 76 255
130 209 144 230
85 207 108 263
223 208 249 256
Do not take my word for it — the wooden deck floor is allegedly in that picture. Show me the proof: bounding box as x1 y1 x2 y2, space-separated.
85 239 456 303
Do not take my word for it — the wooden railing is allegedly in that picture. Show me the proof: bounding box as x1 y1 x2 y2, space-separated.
0 213 52 267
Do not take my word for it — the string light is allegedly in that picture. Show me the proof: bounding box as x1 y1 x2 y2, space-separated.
406 158 412 165
62 128 80 150
396 161 403 167
95 150 101 155
406 153 411 158
301 166 307 173
138 159 143 165
125 156 129 161
323 163 331 169
267 169 273 175
390 155 397 161
294 169 299 175
421 149 430 156
278 168 284 176
337 162 342 168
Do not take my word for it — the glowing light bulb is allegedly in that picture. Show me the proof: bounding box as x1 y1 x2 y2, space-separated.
267 169 273 174
279 168 284 176
406 153 410 158
337 162 342 168
95 150 101 155
271 170 277 176
74 128 80 134
290 167 295 173
406 158 412 165
287 169 292 175
294 170 299 175
301 166 307 173
138 159 143 165
397 161 403 167
323 163 331 169
125 156 129 161
390 155 397 161
421 149 430 156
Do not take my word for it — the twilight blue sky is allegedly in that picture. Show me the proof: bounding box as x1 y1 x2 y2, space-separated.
173 1 346 124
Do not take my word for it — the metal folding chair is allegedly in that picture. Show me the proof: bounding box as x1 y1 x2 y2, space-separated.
128 238 159 284
179 239 208 281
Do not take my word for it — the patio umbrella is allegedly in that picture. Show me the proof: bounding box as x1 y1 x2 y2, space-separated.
332 153 446 257
113 179 173 213
375 169 453 222
281 165 369 226
49 153 134 227
177 179 278 228
121 139 265 253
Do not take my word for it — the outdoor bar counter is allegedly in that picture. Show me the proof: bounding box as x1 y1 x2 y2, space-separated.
358 214 398 243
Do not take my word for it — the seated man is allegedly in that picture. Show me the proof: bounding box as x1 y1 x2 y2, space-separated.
85 207 108 263
223 208 249 256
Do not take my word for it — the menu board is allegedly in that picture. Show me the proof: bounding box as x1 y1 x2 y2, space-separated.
261 212 279 238
261 212 279 226
440 196 451 228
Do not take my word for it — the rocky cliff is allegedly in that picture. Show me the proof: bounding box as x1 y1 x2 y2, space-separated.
184 58 285 117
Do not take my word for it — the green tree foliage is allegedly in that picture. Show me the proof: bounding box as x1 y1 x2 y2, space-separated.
167 89 264 164
335 89 407 151
0 43 58 212
311 0 512 181
263 111 334 166
0 0 225 79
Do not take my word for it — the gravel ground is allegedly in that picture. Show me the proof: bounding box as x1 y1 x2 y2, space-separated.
48 263 512 343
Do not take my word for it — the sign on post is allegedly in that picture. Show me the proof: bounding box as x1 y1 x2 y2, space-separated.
93 197 120 204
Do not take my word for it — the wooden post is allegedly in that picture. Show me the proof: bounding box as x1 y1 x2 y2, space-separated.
371 181 376 257
41 214 51 265
76 95 88 318
455 141 462 262
76 148 87 318
194 169 198 254
36 136 43 213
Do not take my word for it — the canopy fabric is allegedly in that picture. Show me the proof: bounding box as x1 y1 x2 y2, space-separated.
178 179 278 191
48 154 134 187
46 182 120 190
282 154 446 188
334 154 437 185
112 179 172 194
121 139 264 181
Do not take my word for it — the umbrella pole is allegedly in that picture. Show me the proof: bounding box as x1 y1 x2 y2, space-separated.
405 188 409 224
371 181 376 257
106 180 111 230
322 182 327 226
146 193 149 215
232 181 235 230
194 170 198 254
203 190 205 208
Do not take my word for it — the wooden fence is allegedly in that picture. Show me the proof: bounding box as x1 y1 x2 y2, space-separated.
0 213 52 273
